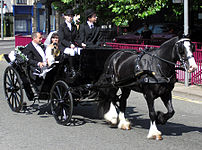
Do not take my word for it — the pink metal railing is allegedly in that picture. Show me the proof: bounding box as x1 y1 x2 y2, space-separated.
106 42 202 85
15 35 202 85
106 42 160 51
191 46 202 85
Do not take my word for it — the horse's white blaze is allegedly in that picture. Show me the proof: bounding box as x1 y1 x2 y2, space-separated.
184 41 198 72
147 121 162 139
118 112 131 130
104 102 118 124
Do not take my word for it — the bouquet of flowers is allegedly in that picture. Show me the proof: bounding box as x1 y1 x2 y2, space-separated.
8 46 28 64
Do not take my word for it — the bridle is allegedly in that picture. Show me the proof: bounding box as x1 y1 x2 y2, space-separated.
138 38 194 71
174 38 195 71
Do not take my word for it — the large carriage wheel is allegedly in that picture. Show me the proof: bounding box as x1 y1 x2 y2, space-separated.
3 66 23 112
50 80 73 125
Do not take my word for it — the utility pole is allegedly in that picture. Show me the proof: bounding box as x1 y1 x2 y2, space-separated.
184 0 189 87
1 0 4 40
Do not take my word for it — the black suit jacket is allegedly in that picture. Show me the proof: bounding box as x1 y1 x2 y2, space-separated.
23 42 45 81
58 22 78 52
23 42 44 67
78 23 103 47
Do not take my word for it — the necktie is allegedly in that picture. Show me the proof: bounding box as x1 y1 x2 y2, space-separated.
90 25 94 29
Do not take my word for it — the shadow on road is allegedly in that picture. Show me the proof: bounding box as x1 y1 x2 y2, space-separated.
126 106 202 136
21 101 202 137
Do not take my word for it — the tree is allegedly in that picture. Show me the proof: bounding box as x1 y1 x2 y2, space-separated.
55 0 201 26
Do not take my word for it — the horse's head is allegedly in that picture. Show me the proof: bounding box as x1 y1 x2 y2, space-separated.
175 38 197 72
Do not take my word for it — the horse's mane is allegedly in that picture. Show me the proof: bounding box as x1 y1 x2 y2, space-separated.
145 37 179 52
159 36 179 49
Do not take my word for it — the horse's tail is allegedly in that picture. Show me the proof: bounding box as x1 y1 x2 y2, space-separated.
95 51 121 118
97 93 111 119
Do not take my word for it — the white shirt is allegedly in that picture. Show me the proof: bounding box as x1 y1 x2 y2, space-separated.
65 21 72 31
87 21 94 29
32 41 46 63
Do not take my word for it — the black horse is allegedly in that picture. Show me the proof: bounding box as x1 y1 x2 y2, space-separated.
97 37 197 140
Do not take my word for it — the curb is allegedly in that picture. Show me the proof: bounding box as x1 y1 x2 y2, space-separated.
173 83 202 98
0 37 15 41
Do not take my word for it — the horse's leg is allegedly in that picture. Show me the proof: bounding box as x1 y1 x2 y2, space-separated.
104 88 119 125
144 92 162 140
118 88 131 130
157 92 175 125
104 102 118 125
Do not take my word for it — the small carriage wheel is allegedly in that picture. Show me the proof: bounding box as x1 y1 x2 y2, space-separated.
50 80 73 125
3 66 23 112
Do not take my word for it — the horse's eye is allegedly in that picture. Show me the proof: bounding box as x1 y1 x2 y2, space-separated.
191 43 195 52
179 43 184 53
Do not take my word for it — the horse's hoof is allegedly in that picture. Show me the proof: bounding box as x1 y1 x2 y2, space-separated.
156 135 163 140
105 117 118 126
110 117 118 125
120 124 131 130
147 135 163 140
118 120 131 130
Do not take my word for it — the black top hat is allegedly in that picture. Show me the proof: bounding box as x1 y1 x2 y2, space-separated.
64 9 74 16
85 8 96 18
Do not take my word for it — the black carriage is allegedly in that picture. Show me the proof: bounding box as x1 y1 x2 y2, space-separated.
3 46 116 125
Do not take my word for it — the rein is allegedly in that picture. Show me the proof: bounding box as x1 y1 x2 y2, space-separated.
138 48 182 68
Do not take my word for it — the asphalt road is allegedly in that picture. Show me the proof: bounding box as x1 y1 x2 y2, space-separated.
0 41 202 150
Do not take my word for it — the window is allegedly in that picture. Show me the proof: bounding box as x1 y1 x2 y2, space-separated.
16 0 27 4
15 20 27 32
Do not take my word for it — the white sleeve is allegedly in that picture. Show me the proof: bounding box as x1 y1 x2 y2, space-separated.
45 47 54 65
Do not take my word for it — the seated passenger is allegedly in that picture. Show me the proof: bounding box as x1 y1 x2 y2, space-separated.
45 32 60 66
23 32 47 86
78 8 103 48
44 31 58 48
58 9 82 77
24 32 47 73
21 32 46 100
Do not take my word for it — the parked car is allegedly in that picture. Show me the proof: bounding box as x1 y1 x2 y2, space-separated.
115 23 181 45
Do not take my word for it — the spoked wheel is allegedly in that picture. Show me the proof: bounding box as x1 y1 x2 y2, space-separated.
50 80 73 125
3 66 23 112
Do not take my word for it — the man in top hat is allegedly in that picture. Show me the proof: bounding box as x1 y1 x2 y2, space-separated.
58 9 78 52
58 9 81 77
78 8 103 48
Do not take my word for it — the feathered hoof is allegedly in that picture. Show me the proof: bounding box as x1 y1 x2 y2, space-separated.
104 116 118 126
147 134 163 140
110 117 118 125
118 120 131 130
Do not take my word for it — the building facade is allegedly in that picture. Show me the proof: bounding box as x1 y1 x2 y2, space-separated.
0 0 59 36
0 0 14 36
